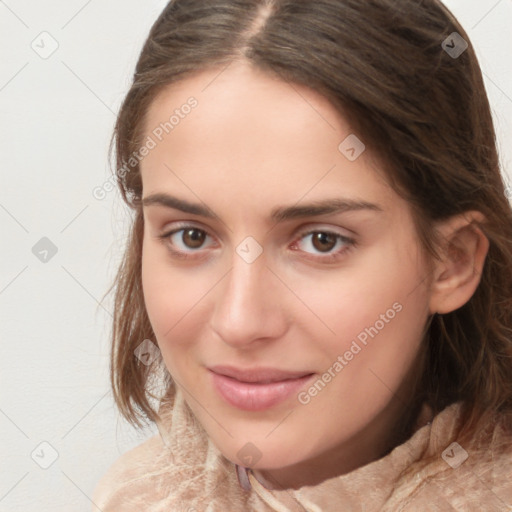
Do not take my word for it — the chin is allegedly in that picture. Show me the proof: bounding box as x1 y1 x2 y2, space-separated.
212 433 309 472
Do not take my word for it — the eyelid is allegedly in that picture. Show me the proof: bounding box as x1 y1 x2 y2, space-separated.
156 222 215 258
290 226 356 260
294 223 355 239
158 222 356 261
160 221 212 237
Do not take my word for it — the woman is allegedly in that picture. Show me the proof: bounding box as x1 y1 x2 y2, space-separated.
93 0 512 510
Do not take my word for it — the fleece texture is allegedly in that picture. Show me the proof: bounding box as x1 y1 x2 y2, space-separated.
92 386 512 511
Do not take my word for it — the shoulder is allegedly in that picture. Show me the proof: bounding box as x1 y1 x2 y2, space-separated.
92 433 173 512
90 427 245 511
387 405 512 510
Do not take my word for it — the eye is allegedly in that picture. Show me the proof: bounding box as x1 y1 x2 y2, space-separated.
158 225 215 258
291 229 355 261
174 228 208 250
157 224 355 262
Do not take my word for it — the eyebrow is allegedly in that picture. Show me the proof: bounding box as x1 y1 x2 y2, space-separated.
142 193 383 223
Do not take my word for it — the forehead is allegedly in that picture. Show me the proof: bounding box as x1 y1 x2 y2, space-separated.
140 61 399 217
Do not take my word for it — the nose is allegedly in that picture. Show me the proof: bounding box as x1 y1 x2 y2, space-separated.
209 249 288 349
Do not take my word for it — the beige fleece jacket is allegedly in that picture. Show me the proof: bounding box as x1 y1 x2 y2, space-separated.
92 386 512 511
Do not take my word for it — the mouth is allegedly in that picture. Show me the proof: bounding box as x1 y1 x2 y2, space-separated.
208 365 315 411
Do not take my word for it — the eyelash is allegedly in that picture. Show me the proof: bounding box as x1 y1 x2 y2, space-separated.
291 229 356 262
157 224 356 262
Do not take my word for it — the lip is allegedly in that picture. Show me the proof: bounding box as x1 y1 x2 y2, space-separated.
208 365 315 411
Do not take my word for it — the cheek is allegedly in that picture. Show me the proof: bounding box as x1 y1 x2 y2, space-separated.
292 236 429 389
295 239 426 342
140 239 217 356
141 245 176 337
141 254 199 380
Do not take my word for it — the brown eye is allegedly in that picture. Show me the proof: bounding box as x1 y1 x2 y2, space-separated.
311 232 337 252
182 228 206 249
160 226 216 259
293 229 354 261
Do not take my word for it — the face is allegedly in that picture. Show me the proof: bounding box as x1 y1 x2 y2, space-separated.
139 61 433 488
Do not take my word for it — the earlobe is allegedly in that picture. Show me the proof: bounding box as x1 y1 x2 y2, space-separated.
428 211 489 315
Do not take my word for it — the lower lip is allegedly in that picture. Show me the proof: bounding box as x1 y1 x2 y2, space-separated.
209 371 315 411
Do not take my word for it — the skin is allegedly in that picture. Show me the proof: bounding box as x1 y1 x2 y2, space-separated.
139 61 489 489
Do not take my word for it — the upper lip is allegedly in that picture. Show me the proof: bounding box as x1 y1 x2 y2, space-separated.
209 365 313 383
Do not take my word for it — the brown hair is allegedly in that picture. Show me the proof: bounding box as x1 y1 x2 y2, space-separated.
108 0 512 452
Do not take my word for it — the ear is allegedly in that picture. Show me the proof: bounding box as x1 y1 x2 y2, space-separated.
428 211 489 315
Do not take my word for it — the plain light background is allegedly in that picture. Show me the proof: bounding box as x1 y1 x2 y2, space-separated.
0 1 511 510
